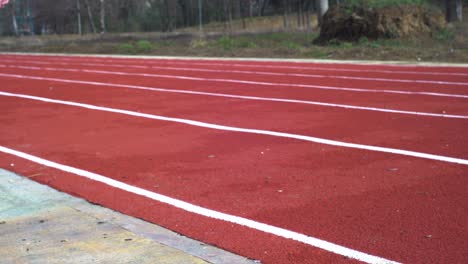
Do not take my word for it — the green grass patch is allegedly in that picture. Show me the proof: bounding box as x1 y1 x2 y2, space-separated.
136 40 154 53
217 36 236 50
280 41 302 51
434 28 455 41
305 49 328 58
344 0 429 8
216 36 257 50
118 42 136 54
340 42 354 49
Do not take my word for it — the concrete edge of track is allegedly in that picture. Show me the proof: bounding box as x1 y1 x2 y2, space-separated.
0 168 257 264
1 52 468 68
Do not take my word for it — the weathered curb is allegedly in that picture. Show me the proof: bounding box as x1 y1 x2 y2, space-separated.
0 169 256 264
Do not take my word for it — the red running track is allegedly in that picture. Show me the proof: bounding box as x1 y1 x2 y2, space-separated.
0 54 467 263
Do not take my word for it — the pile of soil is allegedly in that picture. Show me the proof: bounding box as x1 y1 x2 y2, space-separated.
315 4 446 43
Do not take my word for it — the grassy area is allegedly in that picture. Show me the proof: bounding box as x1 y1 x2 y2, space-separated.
0 11 467 63
345 0 430 8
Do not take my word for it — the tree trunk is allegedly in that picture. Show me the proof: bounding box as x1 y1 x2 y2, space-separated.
446 0 463 22
179 0 188 27
198 0 203 32
100 0 106 33
316 0 328 26
239 0 246 29
77 0 82 34
223 0 232 34
305 0 311 30
283 0 289 28
228 0 233 30
260 0 269 16
11 0 18 36
165 0 174 32
297 0 303 30
84 0 97 34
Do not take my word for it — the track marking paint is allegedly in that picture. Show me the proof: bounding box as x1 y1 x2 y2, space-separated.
6 54 468 77
148 65 468 83
2 58 468 86
153 60 468 78
0 72 467 119
3 52 468 68
1 91 468 165
0 145 399 264
1 64 468 101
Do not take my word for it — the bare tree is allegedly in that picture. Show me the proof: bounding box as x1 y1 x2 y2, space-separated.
84 0 96 33
316 0 328 26
297 0 303 29
11 0 19 35
304 0 312 30
283 0 289 28
446 0 463 22
239 0 246 29
76 0 82 34
222 0 232 34
198 0 203 31
6 0 457 36
260 0 269 16
100 0 105 33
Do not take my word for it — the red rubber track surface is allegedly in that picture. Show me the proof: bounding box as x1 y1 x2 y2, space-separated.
1 54 467 263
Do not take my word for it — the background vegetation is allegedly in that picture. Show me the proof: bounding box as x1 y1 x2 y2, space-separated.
0 0 466 63
0 0 465 36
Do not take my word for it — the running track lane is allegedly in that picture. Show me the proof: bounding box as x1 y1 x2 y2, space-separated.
1 56 468 109
3 53 468 77
1 65 468 116
0 78 467 159
1 96 466 264
0 54 468 264
2 55 468 95
0 62 467 159
2 63 468 104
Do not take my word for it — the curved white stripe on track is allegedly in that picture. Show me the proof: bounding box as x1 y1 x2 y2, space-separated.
2 58 468 86
0 145 399 264
1 91 468 166
1 64 467 100
0 72 467 119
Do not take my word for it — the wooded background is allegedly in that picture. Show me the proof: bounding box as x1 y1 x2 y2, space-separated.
0 0 464 36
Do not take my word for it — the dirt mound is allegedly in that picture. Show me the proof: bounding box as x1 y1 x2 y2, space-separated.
315 4 446 43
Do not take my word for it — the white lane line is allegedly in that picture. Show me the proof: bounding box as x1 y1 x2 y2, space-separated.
0 145 399 264
89 57 468 78
4 52 468 68
157 60 468 78
3 57 468 87
1 91 468 166
0 72 467 119
149 64 466 79
2 58 467 86
47 61 468 87
1 64 467 100
7 54 468 77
